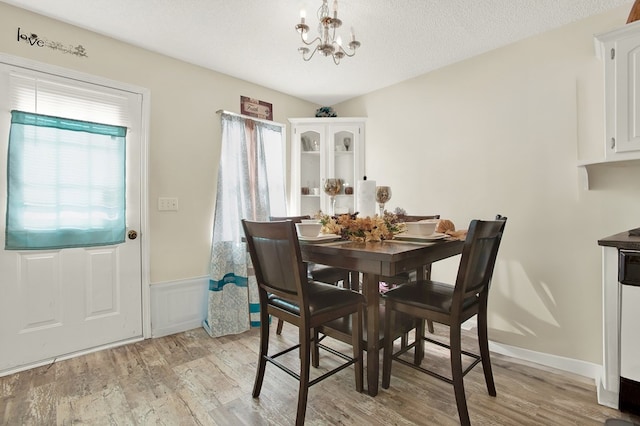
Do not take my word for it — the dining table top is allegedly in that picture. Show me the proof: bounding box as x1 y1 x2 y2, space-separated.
300 236 465 396
300 238 465 278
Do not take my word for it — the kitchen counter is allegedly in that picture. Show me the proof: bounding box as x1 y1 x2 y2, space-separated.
597 228 640 415
598 230 640 250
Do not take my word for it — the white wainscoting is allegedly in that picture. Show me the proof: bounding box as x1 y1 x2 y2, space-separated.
150 276 209 338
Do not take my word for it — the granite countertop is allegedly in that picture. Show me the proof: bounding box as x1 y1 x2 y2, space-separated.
598 230 640 250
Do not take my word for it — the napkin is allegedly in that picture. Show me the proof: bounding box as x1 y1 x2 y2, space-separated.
445 229 468 240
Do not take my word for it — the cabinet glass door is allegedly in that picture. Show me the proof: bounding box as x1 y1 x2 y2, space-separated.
300 130 322 216
330 128 357 215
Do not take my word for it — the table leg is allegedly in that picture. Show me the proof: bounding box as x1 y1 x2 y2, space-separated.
362 272 380 396
413 266 426 364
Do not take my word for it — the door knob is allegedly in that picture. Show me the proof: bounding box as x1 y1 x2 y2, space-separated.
128 230 138 240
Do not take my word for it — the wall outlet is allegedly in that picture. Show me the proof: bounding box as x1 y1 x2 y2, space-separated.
158 197 178 211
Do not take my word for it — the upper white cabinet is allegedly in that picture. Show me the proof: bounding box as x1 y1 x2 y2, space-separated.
596 20 640 160
579 21 640 189
289 117 365 217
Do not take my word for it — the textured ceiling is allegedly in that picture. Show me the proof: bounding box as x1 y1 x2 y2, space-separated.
1 0 634 105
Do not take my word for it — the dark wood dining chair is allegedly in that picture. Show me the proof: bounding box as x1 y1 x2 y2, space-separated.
381 214 441 286
270 215 350 286
381 217 507 426
243 219 364 426
381 214 441 338
269 215 351 335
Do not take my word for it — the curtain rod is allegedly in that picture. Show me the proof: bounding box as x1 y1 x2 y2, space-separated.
216 109 285 128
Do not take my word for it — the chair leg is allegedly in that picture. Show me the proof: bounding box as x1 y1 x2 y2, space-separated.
296 326 311 426
276 318 284 335
478 308 496 396
353 306 364 392
252 310 271 398
450 324 471 426
382 304 395 389
413 318 425 365
312 328 320 368
400 332 408 348
424 266 435 334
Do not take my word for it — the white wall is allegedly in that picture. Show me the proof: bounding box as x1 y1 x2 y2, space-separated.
0 3 318 284
336 5 640 364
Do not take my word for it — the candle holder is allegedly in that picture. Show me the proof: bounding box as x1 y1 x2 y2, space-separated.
375 186 392 217
324 178 341 215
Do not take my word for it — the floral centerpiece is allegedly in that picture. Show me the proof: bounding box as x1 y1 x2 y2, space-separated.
315 211 406 242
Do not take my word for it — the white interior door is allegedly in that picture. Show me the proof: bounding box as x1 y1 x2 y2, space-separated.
0 58 145 375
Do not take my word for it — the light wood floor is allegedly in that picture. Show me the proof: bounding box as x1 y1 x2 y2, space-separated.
2 323 640 425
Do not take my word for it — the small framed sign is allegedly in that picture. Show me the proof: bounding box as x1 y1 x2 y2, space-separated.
241 96 273 121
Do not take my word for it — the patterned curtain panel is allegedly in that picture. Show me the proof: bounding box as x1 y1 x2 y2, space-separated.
204 113 286 338
5 110 126 250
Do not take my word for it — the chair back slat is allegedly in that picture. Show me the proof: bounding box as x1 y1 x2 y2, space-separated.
452 218 507 309
252 237 300 295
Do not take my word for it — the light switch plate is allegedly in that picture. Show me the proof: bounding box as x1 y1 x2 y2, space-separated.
158 197 178 211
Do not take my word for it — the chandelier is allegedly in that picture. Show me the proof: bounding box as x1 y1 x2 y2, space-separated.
294 0 361 65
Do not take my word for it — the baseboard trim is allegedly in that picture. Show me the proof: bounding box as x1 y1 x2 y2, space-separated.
489 340 601 380
150 276 209 338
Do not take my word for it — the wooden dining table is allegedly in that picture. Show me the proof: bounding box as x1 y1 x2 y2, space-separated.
300 237 465 396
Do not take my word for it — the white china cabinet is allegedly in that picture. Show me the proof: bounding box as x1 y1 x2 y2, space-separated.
289 117 365 217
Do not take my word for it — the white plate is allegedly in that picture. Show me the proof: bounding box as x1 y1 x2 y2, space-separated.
395 232 447 241
298 234 341 242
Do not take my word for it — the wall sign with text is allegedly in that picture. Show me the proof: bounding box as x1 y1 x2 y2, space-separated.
241 96 273 121
16 27 88 58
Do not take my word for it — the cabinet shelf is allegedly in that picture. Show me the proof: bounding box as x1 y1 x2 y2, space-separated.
301 194 353 197
578 158 640 190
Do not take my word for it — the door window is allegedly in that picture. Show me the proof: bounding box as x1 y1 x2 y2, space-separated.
6 110 126 249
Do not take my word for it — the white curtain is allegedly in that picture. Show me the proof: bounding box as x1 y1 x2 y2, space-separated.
203 112 286 338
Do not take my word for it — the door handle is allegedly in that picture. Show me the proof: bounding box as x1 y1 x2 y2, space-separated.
128 230 138 240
